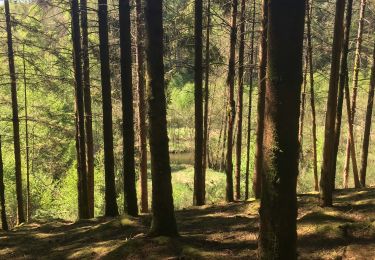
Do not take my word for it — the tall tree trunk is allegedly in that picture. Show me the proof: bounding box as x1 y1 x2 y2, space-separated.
306 0 319 192
359 42 375 187
253 0 268 200
119 0 138 216
343 0 366 189
202 0 211 203
320 0 346 207
343 75 360 188
145 0 178 237
299 53 308 160
80 0 95 218
258 1 305 258
235 0 246 200
135 0 148 213
4 0 25 224
98 0 119 217
245 0 256 200
332 0 354 190
194 0 205 206
0 136 9 231
22 44 31 222
71 0 89 219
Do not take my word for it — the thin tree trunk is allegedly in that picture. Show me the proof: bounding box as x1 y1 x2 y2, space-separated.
145 0 178 237
343 75 360 188
299 53 308 160
258 1 305 258
332 0 354 190
343 0 366 189
98 0 119 217
0 136 9 231
235 0 246 201
320 0 346 207
253 0 268 200
80 0 95 218
135 0 148 213
194 0 205 206
245 0 256 200
306 0 319 192
202 0 211 203
4 0 25 224
225 0 238 202
22 44 31 222
119 0 138 216
359 42 375 187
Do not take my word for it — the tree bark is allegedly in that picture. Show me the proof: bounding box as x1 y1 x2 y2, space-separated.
253 0 268 200
80 0 95 218
343 0 366 189
235 0 246 200
299 53 308 160
0 136 9 231
258 1 305 258
145 0 178 237
320 0 346 207
98 0 119 217
119 0 139 216
135 0 148 213
306 0 319 192
194 0 205 206
245 0 256 200
359 42 375 187
332 0 354 190
4 0 25 224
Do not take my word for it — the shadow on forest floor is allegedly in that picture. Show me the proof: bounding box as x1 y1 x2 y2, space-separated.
0 188 374 259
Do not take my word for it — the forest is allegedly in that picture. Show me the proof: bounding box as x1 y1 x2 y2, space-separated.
0 0 374 259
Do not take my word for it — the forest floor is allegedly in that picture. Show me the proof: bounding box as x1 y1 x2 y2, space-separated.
0 188 374 259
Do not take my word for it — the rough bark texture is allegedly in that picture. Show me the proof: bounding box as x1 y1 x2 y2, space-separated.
245 0 256 200
320 0 346 207
135 0 148 213
253 0 268 199
4 0 25 224
202 0 211 200
235 0 246 200
119 0 138 216
98 0 119 217
145 0 178 237
225 0 238 202
0 136 9 231
332 0 353 190
306 0 319 192
80 0 95 218
359 42 375 187
343 0 366 189
194 0 205 206
258 1 305 258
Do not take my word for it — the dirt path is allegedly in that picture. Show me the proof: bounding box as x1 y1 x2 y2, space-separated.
0 189 374 259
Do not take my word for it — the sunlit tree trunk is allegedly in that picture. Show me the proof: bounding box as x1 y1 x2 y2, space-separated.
145 0 178 236
258 1 305 258
119 0 139 216
343 0 366 189
0 136 9 231
135 0 148 213
359 42 375 187
4 0 25 224
80 0 95 218
332 0 354 190
235 0 246 200
194 0 205 206
253 0 268 199
320 0 346 207
245 0 256 200
98 0 119 217
225 0 238 202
